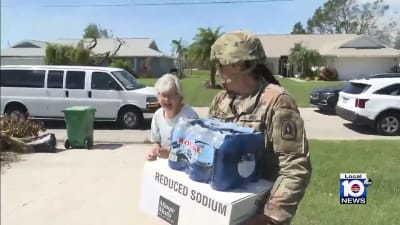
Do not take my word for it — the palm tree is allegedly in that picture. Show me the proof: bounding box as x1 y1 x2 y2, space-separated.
171 38 188 78
289 43 322 78
188 27 223 87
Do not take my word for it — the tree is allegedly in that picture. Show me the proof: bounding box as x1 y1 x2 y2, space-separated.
394 31 400 50
90 38 125 65
306 0 396 44
188 27 223 87
83 24 111 39
45 39 124 66
291 22 307 34
46 24 124 66
171 38 188 78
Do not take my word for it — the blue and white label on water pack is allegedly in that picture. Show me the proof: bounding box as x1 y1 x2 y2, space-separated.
178 131 215 166
237 153 256 178
169 118 264 190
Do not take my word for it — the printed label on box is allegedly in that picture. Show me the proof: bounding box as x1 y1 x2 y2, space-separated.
140 160 274 225
158 196 180 225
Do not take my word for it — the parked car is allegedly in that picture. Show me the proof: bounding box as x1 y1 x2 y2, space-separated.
336 77 400 135
0 65 160 129
367 72 400 79
310 85 343 113
356 72 400 79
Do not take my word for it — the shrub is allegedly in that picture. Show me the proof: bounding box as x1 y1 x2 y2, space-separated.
110 59 137 77
45 44 90 65
320 67 338 81
390 64 400 73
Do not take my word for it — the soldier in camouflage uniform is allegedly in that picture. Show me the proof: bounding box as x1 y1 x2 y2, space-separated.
209 31 312 225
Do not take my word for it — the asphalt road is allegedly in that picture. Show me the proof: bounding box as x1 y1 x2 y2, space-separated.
44 107 400 144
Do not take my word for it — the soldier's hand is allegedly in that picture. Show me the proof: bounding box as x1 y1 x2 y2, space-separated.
241 214 277 225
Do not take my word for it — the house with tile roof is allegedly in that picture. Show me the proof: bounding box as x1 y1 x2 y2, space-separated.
1 38 175 77
258 34 400 80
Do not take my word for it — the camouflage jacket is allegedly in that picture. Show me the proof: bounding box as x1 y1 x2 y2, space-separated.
208 82 312 225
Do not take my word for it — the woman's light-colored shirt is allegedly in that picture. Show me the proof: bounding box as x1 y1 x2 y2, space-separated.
150 105 199 148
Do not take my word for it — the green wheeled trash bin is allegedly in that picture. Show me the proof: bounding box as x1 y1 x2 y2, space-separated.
63 106 96 149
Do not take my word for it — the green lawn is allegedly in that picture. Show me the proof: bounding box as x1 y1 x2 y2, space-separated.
293 140 400 225
139 70 221 107
139 71 343 107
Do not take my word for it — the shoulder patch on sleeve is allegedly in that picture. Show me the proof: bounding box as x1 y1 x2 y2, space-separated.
281 119 297 140
272 108 305 154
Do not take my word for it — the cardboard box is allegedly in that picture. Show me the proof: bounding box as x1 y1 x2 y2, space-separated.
140 160 273 225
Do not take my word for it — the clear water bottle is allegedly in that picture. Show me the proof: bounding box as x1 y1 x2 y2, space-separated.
196 127 214 164
168 118 189 171
188 127 215 183
212 131 226 149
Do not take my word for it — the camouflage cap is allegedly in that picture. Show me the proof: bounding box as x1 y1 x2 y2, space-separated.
210 30 267 65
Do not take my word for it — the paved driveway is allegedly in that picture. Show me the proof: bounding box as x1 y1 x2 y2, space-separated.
299 108 399 140
1 144 163 225
45 107 399 143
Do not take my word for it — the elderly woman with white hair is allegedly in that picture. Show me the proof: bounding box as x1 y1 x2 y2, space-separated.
147 74 199 161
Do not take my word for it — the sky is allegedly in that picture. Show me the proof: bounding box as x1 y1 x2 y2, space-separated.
1 0 399 55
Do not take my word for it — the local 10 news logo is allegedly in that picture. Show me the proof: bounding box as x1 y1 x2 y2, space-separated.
340 173 372 204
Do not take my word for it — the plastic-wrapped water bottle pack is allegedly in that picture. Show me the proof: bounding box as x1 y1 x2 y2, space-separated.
168 118 265 191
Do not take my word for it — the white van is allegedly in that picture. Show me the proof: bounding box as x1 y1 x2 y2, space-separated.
0 65 160 129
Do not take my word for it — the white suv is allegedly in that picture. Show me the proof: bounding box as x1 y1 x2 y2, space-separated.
336 76 400 136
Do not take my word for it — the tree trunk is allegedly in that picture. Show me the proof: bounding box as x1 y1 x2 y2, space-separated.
210 65 216 88
178 57 184 79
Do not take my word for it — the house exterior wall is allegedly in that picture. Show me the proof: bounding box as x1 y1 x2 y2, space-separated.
131 56 174 77
154 57 175 77
333 57 399 80
1 57 45 65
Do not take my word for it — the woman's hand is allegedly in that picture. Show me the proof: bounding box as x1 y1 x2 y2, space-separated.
146 152 157 161
146 143 170 160
156 147 170 159
146 144 160 161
